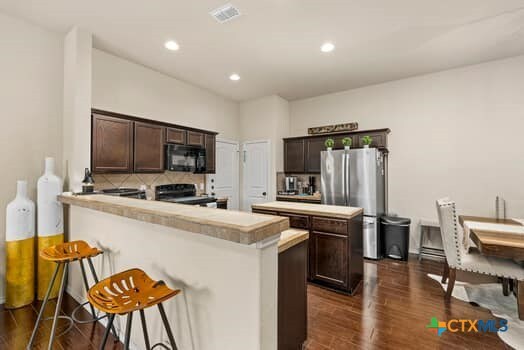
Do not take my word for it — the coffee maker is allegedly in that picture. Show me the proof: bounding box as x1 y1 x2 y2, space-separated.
285 177 298 194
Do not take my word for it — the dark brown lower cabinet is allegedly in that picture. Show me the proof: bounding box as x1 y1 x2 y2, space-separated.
252 208 363 295
278 240 307 350
310 231 348 289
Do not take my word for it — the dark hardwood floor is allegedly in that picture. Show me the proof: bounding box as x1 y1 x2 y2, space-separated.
0 257 507 349
0 293 122 349
306 257 507 350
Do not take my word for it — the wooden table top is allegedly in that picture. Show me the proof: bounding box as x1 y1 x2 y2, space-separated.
458 215 523 227
459 215 524 261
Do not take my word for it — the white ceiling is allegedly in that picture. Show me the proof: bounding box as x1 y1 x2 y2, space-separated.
1 0 524 101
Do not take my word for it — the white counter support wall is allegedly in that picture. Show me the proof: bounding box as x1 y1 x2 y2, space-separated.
66 205 278 350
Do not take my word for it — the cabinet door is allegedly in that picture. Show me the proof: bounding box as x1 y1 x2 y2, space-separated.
205 134 216 174
92 114 134 173
187 131 204 146
166 127 186 144
356 132 387 148
284 139 305 173
134 122 165 173
310 231 348 289
305 138 325 173
334 134 357 150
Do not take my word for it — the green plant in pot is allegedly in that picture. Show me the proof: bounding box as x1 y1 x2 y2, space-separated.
361 135 373 148
325 138 335 151
342 137 352 150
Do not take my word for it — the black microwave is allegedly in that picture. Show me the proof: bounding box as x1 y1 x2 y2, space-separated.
165 144 206 173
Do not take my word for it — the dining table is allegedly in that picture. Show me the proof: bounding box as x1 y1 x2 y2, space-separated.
458 216 524 320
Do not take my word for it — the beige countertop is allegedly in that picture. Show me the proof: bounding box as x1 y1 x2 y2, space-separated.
276 194 321 202
59 194 289 245
252 201 363 220
278 229 309 253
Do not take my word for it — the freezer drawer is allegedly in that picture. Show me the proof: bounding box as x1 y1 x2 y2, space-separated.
363 216 381 259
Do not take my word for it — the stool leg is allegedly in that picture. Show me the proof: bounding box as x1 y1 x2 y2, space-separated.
139 310 151 350
100 314 116 350
27 263 61 349
158 303 178 350
79 259 97 316
87 257 118 339
48 262 68 350
124 312 133 350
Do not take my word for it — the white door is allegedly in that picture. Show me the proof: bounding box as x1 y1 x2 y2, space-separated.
242 140 270 211
206 139 240 210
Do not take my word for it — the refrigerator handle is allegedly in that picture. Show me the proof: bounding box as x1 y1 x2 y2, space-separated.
344 151 350 206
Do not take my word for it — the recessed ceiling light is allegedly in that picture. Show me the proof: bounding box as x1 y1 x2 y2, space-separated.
320 42 335 53
164 40 180 51
229 73 240 81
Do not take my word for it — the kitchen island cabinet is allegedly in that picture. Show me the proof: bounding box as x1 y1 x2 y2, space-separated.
253 201 363 295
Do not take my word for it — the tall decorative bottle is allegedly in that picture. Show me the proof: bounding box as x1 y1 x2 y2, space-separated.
37 157 64 300
5 180 35 308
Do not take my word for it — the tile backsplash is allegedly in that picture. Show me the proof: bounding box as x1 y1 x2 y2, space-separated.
93 171 206 194
276 172 321 194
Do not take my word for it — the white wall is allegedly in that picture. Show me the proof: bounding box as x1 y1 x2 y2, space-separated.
239 95 290 204
92 49 239 140
290 55 524 251
0 12 63 300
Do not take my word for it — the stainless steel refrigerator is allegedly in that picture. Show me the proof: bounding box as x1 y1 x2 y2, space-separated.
321 148 386 259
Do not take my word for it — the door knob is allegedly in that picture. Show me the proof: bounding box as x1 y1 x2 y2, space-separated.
262 192 267 196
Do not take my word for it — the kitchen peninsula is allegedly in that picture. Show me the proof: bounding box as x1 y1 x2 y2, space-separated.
59 193 288 350
252 201 364 295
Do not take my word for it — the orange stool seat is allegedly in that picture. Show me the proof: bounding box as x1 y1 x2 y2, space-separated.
88 268 180 315
40 240 102 262
88 268 180 349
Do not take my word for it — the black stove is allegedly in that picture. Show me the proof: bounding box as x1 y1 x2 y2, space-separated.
155 184 217 206
101 188 146 199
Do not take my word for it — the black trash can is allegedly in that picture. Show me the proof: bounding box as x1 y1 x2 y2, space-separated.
381 216 411 261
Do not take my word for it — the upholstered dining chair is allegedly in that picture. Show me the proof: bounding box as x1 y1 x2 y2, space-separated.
435 198 524 301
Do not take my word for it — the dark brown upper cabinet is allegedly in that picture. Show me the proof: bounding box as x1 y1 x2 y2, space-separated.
305 138 325 173
92 114 134 173
187 131 204 147
283 128 390 174
205 134 216 174
134 122 165 173
166 127 186 144
284 139 305 173
355 132 387 149
90 109 218 174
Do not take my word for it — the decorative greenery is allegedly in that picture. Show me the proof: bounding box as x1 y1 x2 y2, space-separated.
361 135 373 146
342 137 352 147
325 138 335 148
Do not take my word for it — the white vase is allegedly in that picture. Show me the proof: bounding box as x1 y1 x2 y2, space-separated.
5 180 35 308
344 146 350 150
327 147 333 151
37 157 64 300
363 145 370 148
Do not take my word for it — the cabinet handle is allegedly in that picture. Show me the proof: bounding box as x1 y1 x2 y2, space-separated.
262 192 267 196
243 150 246 162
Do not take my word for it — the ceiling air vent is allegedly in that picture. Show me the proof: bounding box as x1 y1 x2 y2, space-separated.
210 3 241 23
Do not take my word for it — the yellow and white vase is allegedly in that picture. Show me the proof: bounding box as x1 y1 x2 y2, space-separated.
37 157 64 300
5 180 35 309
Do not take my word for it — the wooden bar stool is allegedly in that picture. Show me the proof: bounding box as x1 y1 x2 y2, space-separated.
28 240 116 349
88 268 181 350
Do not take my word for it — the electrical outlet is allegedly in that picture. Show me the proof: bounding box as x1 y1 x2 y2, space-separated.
199 183 204 190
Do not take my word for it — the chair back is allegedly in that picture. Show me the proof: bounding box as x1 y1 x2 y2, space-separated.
436 198 463 268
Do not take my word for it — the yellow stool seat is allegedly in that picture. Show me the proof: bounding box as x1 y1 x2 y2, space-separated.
40 240 102 262
88 268 180 315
